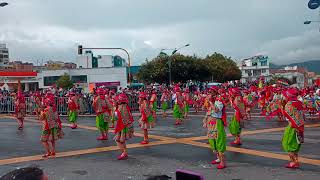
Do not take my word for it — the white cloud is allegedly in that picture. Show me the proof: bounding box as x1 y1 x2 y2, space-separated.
0 0 319 65
257 30 320 64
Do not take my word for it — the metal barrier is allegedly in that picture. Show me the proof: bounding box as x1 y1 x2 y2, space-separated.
0 93 173 115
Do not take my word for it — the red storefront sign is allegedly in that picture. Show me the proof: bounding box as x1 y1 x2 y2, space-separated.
95 81 120 87
0 71 37 77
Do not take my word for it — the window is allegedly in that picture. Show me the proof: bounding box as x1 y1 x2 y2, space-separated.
261 61 267 66
292 77 297 84
245 70 252 76
71 75 87 83
92 57 98 68
44 76 60 86
261 69 266 73
253 69 261 76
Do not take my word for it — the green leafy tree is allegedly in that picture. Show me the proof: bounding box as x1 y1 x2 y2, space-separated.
57 73 73 89
137 52 241 83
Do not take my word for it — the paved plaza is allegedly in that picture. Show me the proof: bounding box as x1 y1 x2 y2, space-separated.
0 108 319 180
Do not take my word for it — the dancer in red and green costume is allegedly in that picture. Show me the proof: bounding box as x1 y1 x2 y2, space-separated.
203 87 227 169
266 87 285 121
183 88 192 118
282 88 304 168
149 89 158 121
109 89 117 128
40 97 63 158
15 91 26 130
114 93 134 160
193 91 201 113
173 86 184 125
258 89 267 115
67 92 79 129
243 90 254 120
33 91 43 120
160 89 169 118
93 88 112 140
315 89 320 118
138 91 154 144
228 88 245 145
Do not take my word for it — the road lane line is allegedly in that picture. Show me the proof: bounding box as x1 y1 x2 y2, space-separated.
23 117 175 141
0 139 177 166
181 140 320 166
180 124 320 141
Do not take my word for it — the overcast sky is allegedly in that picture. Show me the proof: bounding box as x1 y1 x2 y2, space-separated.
0 0 319 65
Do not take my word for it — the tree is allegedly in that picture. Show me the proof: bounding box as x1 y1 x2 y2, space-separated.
137 52 241 83
57 73 73 89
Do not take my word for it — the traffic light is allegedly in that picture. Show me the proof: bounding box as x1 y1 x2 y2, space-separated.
78 45 83 55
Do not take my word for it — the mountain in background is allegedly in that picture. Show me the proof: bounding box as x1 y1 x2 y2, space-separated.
270 60 320 74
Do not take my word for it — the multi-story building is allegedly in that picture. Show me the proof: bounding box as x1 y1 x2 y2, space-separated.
45 61 77 70
238 55 271 83
0 44 10 70
64 62 77 69
270 66 307 88
37 67 127 92
0 49 128 91
9 61 33 72
76 51 126 68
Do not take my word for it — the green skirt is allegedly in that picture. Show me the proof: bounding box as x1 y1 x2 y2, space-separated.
173 104 183 119
96 114 108 132
162 102 168 111
114 125 134 143
282 125 301 153
68 111 78 123
153 101 157 111
229 115 241 136
184 104 189 113
41 127 63 142
209 119 226 153
139 115 154 130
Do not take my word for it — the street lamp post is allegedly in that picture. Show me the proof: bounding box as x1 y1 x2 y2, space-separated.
77 46 132 85
305 2 320 31
160 44 190 85
304 20 320 31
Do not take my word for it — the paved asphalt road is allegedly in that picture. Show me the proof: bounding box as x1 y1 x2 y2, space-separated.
0 108 319 180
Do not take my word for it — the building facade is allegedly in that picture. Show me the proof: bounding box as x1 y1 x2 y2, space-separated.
76 51 126 69
270 66 307 89
0 44 10 70
238 55 271 83
36 67 127 92
9 61 33 72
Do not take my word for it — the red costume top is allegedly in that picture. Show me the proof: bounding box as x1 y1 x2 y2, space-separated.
68 93 79 112
15 92 26 119
282 88 304 133
114 93 134 134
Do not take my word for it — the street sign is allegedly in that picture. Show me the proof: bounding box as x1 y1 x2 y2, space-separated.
308 0 320 10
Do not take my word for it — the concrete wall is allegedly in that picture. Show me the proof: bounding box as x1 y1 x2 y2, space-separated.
76 54 92 68
38 67 127 91
274 72 305 88
97 55 113 68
